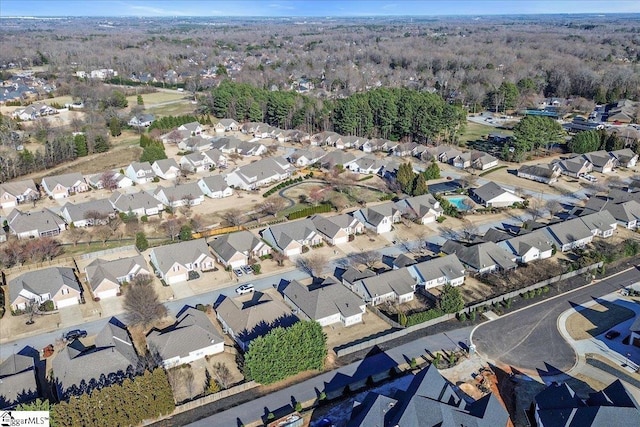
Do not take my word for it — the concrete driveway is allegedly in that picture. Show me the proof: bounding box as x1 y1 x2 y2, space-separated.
471 267 640 376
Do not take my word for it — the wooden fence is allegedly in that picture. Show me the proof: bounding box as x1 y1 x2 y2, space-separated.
192 225 246 239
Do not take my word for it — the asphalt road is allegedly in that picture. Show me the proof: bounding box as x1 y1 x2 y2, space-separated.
471 267 640 376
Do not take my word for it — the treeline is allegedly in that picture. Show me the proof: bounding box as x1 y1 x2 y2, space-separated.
52 369 174 427
147 114 200 132
203 81 465 142
568 129 625 154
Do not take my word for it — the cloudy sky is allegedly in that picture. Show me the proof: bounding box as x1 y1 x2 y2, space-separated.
2 0 639 17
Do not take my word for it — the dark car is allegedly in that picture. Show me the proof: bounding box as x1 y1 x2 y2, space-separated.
63 329 87 341
605 330 620 340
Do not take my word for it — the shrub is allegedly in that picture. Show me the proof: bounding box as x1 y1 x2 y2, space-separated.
39 300 55 312
295 402 302 412
140 215 148 223
405 308 445 326
251 264 262 274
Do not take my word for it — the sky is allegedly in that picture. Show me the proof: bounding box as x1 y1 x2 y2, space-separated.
1 0 639 17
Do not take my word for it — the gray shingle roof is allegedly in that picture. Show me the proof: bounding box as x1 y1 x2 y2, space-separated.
579 210 617 233
441 240 517 271
356 202 398 227
208 230 260 263
545 218 594 245
0 179 37 198
154 182 203 201
146 306 223 361
342 267 376 285
504 230 554 257
320 150 356 167
85 255 148 292
262 219 317 250
357 267 415 298
411 254 465 283
199 175 229 193
109 190 161 212
228 156 289 185
0 354 37 408
150 239 210 275
62 198 114 223
471 182 515 203
153 158 179 174
282 278 363 321
9 267 80 305
7 208 66 234
518 163 559 179
396 194 442 218
42 172 85 190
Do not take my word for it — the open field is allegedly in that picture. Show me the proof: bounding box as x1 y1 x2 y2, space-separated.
126 91 188 106
147 99 198 117
459 121 509 145
566 301 636 341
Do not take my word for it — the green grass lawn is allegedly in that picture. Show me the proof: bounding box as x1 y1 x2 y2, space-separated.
458 121 512 145
147 100 198 117
126 91 187 106
62 239 134 256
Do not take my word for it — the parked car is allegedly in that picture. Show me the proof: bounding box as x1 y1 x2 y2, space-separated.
63 329 87 341
242 265 253 275
233 268 243 277
605 330 620 340
235 284 255 295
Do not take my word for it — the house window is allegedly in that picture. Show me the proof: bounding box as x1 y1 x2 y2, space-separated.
173 265 179 272
61 288 68 295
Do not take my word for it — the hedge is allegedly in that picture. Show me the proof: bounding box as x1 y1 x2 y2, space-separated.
287 203 332 220
405 308 445 327
262 174 313 198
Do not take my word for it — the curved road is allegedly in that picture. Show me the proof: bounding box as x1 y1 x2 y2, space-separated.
471 267 640 376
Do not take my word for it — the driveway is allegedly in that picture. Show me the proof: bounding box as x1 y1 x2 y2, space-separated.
470 267 640 376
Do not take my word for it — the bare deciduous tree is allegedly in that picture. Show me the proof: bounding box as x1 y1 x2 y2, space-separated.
123 274 167 327
100 170 119 192
272 251 288 267
349 250 380 269
222 209 244 226
161 217 183 241
258 197 286 217
66 227 86 247
93 225 113 246
460 219 479 243
211 362 233 389
545 199 562 218
296 253 328 277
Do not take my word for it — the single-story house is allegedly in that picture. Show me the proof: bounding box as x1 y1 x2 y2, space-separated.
214 119 239 133
0 352 39 409
198 175 233 199
210 137 267 157
61 198 115 227
215 291 298 351
153 183 204 208
470 182 524 208
362 138 392 153
517 164 561 185
178 121 203 136
6 208 66 239
395 194 443 224
179 152 210 173
610 148 638 168
208 230 271 268
353 202 402 234
9 267 82 310
151 159 180 180
125 161 156 184
53 318 140 399
128 114 155 128
12 103 57 121
441 240 517 274
0 179 39 209
225 156 291 191
471 152 499 170
341 267 377 290
85 172 133 190
407 254 466 289
41 173 89 199
553 157 593 178
201 148 227 168
544 218 594 252
320 151 357 170
348 155 384 175
310 214 364 245
501 230 554 263
178 136 212 152
352 267 416 306
281 278 366 327
261 219 322 256
393 142 419 157
149 239 215 285
310 131 343 147
579 210 617 238
85 255 150 299
287 148 327 167
109 191 164 217
146 306 224 368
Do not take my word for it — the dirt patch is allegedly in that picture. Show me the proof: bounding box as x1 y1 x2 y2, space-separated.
324 311 393 352
566 301 635 341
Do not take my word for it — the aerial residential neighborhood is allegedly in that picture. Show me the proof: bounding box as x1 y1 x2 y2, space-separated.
2 2 640 427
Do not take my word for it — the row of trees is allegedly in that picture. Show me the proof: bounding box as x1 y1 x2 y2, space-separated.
0 237 62 268
567 129 625 154
503 115 565 162
394 162 440 196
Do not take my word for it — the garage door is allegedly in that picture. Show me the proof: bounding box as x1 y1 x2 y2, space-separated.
97 288 119 299
56 297 78 308
333 236 349 245
229 259 246 269
167 273 188 285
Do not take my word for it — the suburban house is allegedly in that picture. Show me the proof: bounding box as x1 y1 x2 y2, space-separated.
261 219 323 256
470 182 524 208
211 137 267 156
553 157 593 177
362 138 392 153
281 278 366 327
41 173 89 199
109 191 164 216
128 114 155 128
533 380 640 427
125 162 156 184
287 148 327 167
86 172 132 190
426 146 462 164
606 99 637 124
201 148 227 168
85 255 150 300
339 135 367 149
353 202 402 234
225 156 292 191
579 210 618 238
310 131 343 147
310 214 364 245
348 364 510 427
161 128 191 144
178 121 203 135
0 179 39 209
6 208 66 239
198 175 233 199
11 103 57 120
153 183 204 208
392 253 416 269
610 148 639 168
53 318 140 399
471 152 499 170
146 306 224 368
61 198 115 227
516 164 561 184
441 240 517 273
348 155 384 175
9 267 82 310
395 194 443 224
544 218 594 251
213 118 239 133
407 254 466 289
393 142 419 157
341 267 376 289
178 136 212 152
151 159 180 180
630 316 640 347
240 122 268 134
208 230 271 268
582 151 616 173
215 291 298 351
320 150 357 169
452 152 473 169
149 239 215 285
351 267 415 306
0 352 39 409
501 230 554 263
180 152 210 173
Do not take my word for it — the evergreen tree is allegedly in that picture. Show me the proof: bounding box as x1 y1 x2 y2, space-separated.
137 94 144 105
412 174 428 196
422 162 441 180
568 130 602 154
439 284 464 313
179 224 193 241
109 117 122 137
396 163 415 194
73 134 88 157
135 232 149 251
140 145 167 163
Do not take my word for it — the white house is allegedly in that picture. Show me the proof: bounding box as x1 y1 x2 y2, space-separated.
41 173 89 199
352 202 401 234
470 182 524 208
178 121 203 136
151 159 180 180
502 230 554 263
0 179 39 209
125 162 156 184
352 268 415 306
261 219 322 256
128 114 155 128
310 214 364 245
408 254 466 289
198 175 233 199
214 119 239 133
544 219 594 252
149 239 215 285
153 183 204 208
225 156 291 191
395 194 443 224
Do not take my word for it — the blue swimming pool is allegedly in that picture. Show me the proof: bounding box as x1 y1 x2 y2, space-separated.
445 196 474 211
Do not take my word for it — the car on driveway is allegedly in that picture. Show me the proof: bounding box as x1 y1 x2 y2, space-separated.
605 330 620 340
63 329 87 341
233 268 243 277
235 284 255 295
242 265 253 275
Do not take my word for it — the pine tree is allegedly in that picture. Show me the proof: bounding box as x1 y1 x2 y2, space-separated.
137 94 144 105
109 117 122 137
135 232 149 251
412 174 428 196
